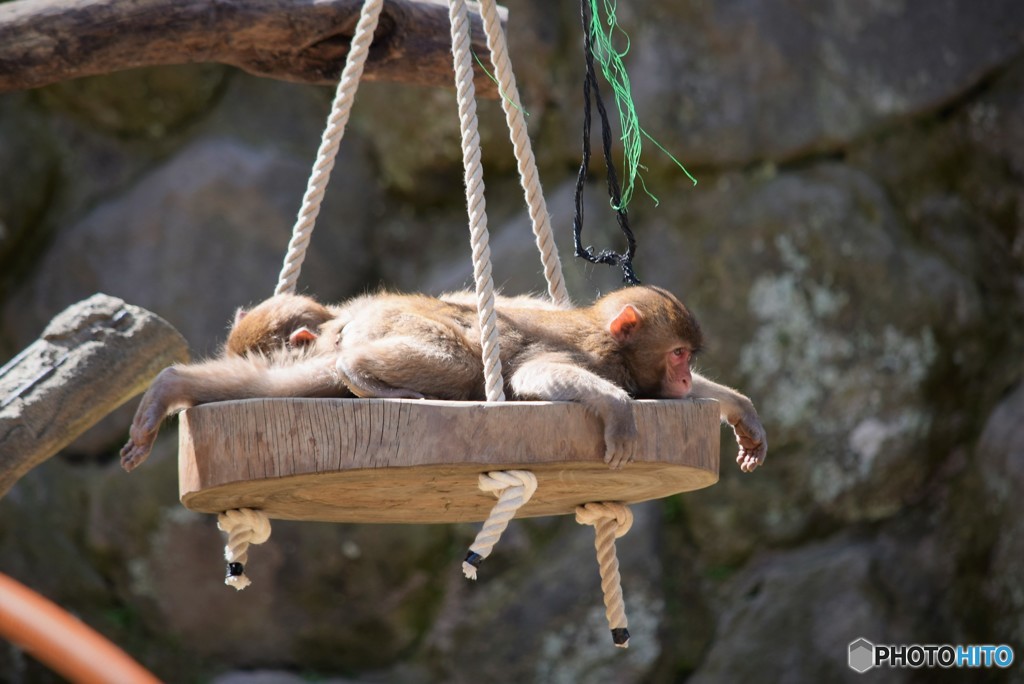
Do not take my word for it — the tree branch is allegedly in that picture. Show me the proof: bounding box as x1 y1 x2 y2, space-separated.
0 294 188 497
0 0 507 97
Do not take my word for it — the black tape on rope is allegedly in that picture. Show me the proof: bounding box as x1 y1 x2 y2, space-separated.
611 627 630 646
464 551 484 569
227 562 245 578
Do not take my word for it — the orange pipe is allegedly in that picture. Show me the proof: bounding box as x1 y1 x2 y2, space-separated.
0 572 161 683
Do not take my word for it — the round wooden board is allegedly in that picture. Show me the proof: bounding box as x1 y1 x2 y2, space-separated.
178 398 720 524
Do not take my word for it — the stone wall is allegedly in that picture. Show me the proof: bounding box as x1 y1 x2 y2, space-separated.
1 0 1022 681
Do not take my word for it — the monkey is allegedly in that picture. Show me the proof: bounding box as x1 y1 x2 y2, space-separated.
224 293 337 356
331 287 765 471
305 288 767 472
223 290 568 358
120 287 766 473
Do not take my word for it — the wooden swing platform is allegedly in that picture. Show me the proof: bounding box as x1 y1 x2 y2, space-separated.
178 398 720 524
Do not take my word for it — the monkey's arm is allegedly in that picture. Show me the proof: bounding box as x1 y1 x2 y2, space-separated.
510 353 638 469
120 355 344 472
690 372 767 472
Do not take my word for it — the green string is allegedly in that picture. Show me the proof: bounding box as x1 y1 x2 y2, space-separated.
587 0 696 210
472 51 529 117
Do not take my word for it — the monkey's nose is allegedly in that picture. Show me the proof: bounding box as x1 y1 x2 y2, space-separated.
678 368 694 395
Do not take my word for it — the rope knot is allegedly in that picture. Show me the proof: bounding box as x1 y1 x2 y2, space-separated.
478 469 539 501
217 508 272 591
575 501 633 648
574 501 633 537
462 470 538 580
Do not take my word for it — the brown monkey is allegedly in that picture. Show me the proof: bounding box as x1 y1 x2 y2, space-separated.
121 287 766 473
224 290 570 358
333 286 765 470
224 293 336 356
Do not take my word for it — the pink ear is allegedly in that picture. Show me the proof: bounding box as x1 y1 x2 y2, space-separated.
289 326 318 347
609 305 642 342
233 308 248 326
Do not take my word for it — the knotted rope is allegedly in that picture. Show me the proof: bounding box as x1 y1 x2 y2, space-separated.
462 470 538 580
274 0 384 296
575 501 633 647
478 0 570 307
217 508 272 591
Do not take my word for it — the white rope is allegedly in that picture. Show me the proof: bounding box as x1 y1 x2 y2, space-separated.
575 502 633 648
462 470 538 579
217 508 272 591
275 0 384 296
478 0 570 307
448 0 506 402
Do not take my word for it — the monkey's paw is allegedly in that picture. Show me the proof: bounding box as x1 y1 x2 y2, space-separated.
731 410 767 473
120 436 153 472
602 402 639 470
120 413 162 472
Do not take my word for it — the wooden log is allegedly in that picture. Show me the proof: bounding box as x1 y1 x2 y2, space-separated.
0 0 505 97
179 398 720 524
0 294 189 497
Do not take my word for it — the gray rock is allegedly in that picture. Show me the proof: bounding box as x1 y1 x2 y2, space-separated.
0 93 59 294
690 536 906 684
622 0 1024 166
4 136 373 359
38 64 228 139
975 382 1024 646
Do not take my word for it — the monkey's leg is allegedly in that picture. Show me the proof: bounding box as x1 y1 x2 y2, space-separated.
121 355 345 471
338 306 486 401
690 372 767 472
510 353 638 469
338 334 484 401
336 344 426 400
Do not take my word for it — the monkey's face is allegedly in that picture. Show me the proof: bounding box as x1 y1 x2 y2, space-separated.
662 345 695 397
626 331 699 399
604 286 703 399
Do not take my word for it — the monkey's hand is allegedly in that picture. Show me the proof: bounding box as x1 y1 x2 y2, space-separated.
509 354 639 469
120 422 158 472
600 397 640 470
120 371 176 472
120 366 190 472
729 407 767 473
689 372 767 472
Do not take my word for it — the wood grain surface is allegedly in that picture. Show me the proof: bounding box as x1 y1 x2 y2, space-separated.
179 398 720 523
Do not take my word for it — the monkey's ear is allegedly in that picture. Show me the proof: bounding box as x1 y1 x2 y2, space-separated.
233 308 249 326
609 305 642 343
289 326 318 347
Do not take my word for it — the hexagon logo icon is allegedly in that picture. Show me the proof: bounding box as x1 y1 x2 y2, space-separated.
849 638 875 673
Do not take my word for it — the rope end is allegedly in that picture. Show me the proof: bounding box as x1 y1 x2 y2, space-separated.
462 551 483 580
611 627 630 648
225 562 251 591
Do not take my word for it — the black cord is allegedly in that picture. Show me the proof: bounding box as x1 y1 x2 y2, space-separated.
572 0 640 285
